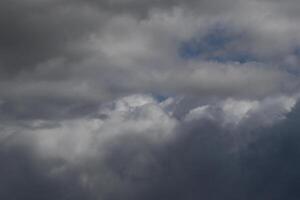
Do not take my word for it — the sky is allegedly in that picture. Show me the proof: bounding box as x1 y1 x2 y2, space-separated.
1 0 300 199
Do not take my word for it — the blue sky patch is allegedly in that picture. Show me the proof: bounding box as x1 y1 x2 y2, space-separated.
179 25 255 63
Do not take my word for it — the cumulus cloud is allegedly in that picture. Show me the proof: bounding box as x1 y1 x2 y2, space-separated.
185 95 297 126
1 0 300 199
1 94 300 199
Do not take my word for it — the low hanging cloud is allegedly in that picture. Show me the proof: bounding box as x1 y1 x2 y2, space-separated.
1 94 300 199
1 0 300 199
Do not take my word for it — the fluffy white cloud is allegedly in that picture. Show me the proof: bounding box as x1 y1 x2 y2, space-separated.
185 95 298 127
12 95 176 163
2 94 297 165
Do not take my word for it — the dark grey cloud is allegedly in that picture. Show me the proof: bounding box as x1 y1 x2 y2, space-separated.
0 145 94 200
0 0 299 120
1 100 299 200
0 0 104 76
0 0 236 76
1 0 300 199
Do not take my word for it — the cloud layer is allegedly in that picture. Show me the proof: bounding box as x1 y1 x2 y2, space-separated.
1 0 300 199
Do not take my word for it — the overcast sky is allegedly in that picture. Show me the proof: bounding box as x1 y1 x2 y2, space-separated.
1 0 300 199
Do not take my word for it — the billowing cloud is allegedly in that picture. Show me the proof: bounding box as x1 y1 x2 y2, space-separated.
1 94 300 199
1 0 300 199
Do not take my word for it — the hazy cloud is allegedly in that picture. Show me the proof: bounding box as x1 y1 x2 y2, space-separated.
1 0 300 199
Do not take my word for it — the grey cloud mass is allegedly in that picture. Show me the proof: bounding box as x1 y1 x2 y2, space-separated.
1 0 300 199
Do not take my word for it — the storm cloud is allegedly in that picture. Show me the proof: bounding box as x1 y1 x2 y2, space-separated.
1 0 300 199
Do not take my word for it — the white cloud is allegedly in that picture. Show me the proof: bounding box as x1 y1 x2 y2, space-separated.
7 94 296 164
16 95 177 163
184 95 298 127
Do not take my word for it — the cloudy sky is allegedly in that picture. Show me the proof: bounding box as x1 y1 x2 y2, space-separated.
1 0 300 199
